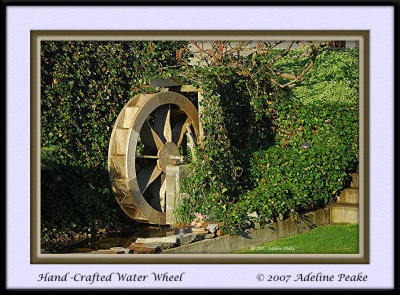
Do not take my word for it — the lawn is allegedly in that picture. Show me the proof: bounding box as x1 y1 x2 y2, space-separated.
235 224 359 254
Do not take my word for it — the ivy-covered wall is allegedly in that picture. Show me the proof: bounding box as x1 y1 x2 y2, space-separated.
180 47 359 233
41 41 188 250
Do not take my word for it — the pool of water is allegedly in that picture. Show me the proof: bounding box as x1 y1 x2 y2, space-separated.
59 224 171 253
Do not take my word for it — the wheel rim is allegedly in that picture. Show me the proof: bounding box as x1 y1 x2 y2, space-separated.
108 91 199 224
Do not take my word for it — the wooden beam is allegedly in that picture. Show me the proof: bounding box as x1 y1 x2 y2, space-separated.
180 85 202 92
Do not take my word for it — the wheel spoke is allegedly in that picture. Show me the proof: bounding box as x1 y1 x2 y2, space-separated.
140 119 163 151
186 123 197 159
154 105 172 143
172 118 191 146
136 154 159 159
137 163 163 194
164 106 172 142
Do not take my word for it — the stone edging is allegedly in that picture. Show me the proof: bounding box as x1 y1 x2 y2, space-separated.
87 202 357 255
160 170 360 254
162 204 356 254
88 177 359 255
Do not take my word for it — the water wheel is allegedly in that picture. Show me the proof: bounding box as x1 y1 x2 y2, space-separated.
108 91 199 225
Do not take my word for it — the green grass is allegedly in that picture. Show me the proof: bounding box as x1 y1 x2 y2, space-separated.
235 224 359 254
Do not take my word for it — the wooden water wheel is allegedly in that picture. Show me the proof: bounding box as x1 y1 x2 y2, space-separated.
108 91 199 225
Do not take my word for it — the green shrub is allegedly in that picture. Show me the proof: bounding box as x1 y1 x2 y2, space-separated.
180 67 281 228
244 99 358 224
41 145 127 250
180 48 359 233
275 48 359 104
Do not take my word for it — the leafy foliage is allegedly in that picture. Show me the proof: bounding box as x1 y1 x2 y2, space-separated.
180 46 359 233
275 48 359 104
40 41 188 250
241 99 359 227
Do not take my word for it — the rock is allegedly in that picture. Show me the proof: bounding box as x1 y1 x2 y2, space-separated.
128 242 161 254
206 223 219 234
216 229 225 237
174 233 197 245
109 247 131 254
135 236 178 250
195 234 205 241
135 236 178 245
204 233 216 239
201 222 209 228
206 221 225 227
191 227 208 235
165 231 176 237
173 227 192 235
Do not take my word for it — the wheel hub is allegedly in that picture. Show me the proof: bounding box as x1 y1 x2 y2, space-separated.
157 142 180 173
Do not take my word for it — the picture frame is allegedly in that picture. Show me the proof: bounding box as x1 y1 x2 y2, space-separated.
5 4 396 289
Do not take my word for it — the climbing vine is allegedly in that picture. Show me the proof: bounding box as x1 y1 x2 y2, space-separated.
40 40 189 250
178 43 359 233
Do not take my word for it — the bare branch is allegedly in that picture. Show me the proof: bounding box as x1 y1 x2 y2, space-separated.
183 40 331 89
269 41 295 65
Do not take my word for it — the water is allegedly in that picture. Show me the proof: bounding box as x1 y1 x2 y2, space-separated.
59 224 171 253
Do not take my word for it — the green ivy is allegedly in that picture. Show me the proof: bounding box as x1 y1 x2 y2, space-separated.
180 47 359 233
274 48 359 104
40 41 189 251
